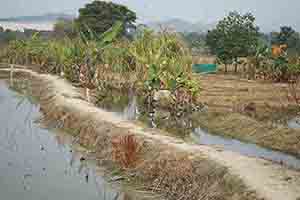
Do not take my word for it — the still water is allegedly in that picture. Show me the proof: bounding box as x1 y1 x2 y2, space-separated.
0 80 149 200
96 89 300 170
288 117 300 129
191 128 300 170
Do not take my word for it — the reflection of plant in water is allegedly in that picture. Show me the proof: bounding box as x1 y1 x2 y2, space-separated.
9 78 36 108
96 87 197 137
95 88 132 111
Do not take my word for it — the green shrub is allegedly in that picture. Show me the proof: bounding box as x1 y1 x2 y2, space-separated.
4 27 200 99
128 30 198 95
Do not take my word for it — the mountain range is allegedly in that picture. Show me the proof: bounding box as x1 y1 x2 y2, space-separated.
0 13 215 33
146 18 215 33
0 13 75 22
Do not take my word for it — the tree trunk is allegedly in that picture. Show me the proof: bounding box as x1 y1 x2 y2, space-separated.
225 64 228 73
234 57 238 73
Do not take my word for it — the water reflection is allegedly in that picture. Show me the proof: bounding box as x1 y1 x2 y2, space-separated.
191 127 300 170
0 80 152 200
96 88 194 137
123 96 139 120
96 87 300 170
288 117 300 129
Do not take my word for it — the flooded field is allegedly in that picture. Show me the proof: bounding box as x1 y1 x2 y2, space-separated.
96 88 300 170
191 128 300 170
0 80 151 200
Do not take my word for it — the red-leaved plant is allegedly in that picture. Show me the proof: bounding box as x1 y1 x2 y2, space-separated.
111 134 141 169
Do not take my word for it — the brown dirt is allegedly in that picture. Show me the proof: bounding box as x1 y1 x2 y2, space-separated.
190 73 300 156
195 73 299 116
1 66 300 200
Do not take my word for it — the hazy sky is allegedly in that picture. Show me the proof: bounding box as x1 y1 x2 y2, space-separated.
0 0 299 31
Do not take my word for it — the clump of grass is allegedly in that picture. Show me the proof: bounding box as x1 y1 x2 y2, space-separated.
135 150 256 200
111 134 142 168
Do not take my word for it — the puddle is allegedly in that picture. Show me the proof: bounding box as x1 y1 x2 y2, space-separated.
96 89 140 121
96 88 300 170
191 128 300 170
0 79 156 200
96 89 194 136
288 117 300 129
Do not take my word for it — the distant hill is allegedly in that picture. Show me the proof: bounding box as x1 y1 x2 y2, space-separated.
146 18 215 33
0 13 75 22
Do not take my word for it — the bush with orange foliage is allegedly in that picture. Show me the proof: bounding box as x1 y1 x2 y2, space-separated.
111 134 142 168
271 44 288 58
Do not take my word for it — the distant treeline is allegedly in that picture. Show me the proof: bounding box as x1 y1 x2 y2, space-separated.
0 26 53 46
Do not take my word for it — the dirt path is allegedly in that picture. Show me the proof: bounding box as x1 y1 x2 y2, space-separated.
1 66 300 200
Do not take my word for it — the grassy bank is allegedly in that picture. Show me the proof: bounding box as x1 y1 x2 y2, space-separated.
192 111 300 157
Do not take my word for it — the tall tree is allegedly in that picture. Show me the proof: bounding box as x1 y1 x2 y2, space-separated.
183 32 206 49
272 26 295 45
76 1 136 37
206 11 259 72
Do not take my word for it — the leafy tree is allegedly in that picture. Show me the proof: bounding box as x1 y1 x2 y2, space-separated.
206 11 259 72
76 1 136 37
288 32 300 55
54 19 78 38
0 26 4 33
3 29 17 42
183 32 206 49
272 26 295 45
271 26 300 56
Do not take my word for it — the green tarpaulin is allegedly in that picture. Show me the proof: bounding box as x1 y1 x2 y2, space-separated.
192 64 217 74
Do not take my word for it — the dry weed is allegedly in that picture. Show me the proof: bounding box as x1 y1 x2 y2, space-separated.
111 134 142 169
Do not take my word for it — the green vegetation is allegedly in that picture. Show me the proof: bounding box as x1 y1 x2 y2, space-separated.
3 22 123 80
0 28 19 45
204 11 300 83
1 1 199 103
2 27 199 104
182 32 208 54
129 30 198 95
53 19 78 38
271 26 300 56
206 11 260 73
76 1 136 37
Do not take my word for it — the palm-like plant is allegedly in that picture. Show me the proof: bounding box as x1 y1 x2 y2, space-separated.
77 21 123 102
